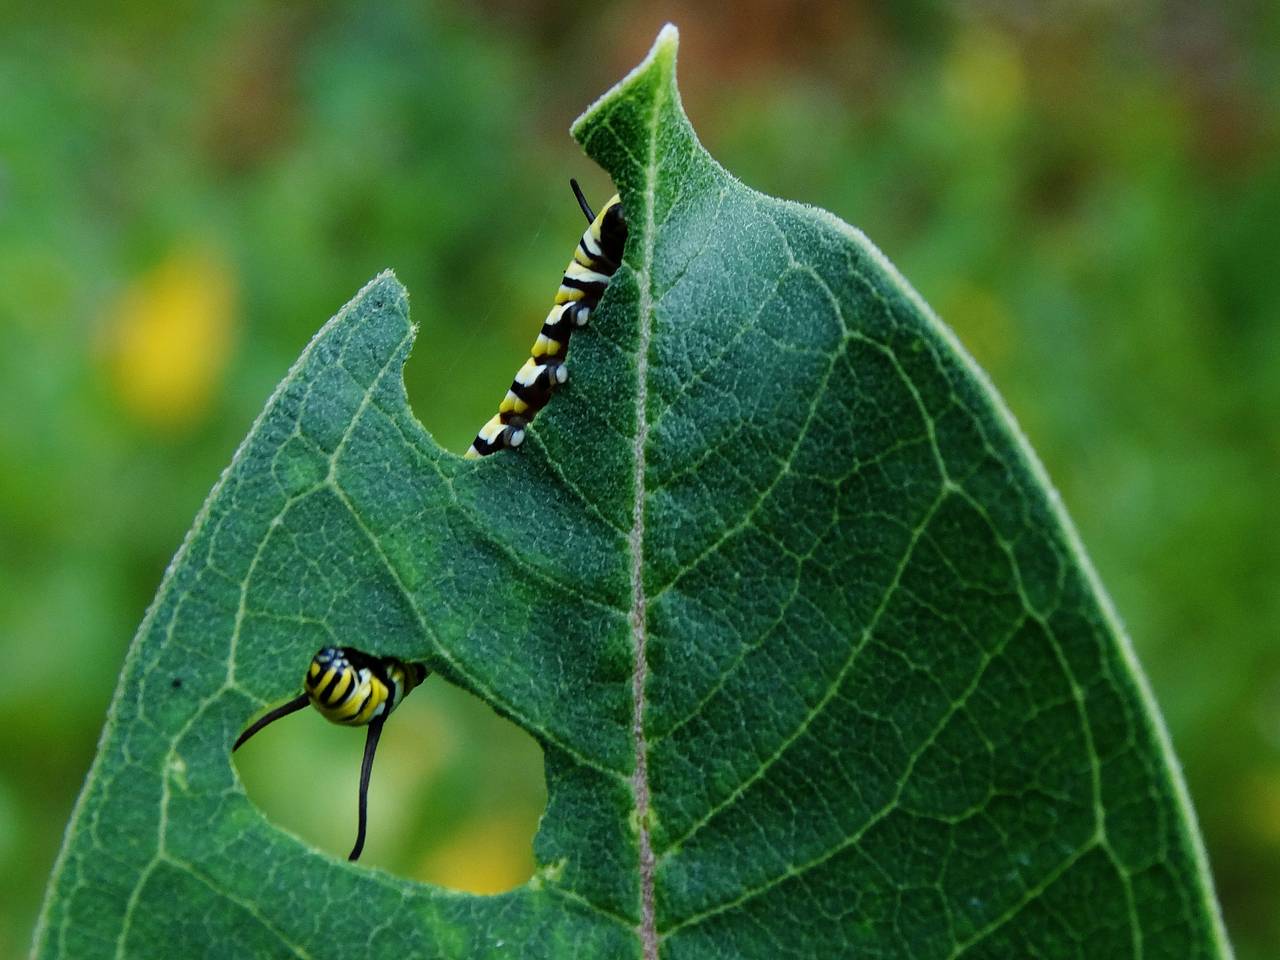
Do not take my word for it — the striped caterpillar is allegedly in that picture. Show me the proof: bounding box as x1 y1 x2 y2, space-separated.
465 180 627 458
232 647 429 861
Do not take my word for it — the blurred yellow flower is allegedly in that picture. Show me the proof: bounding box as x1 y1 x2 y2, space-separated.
939 280 1014 371
103 247 237 427
943 27 1026 130
417 812 537 895
1247 770 1280 847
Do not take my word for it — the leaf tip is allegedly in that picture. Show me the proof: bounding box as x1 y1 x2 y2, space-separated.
571 23 681 143
653 21 680 56
341 267 400 300
368 266 406 299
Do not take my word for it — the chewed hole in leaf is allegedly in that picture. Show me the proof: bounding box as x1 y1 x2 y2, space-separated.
36 25 1231 959
233 676 546 892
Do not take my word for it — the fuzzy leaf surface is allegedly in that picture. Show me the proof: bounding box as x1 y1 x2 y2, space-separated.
33 25 1230 960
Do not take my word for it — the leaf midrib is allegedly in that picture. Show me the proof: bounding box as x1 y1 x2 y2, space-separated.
626 44 666 960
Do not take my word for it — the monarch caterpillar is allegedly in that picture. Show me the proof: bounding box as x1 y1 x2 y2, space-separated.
233 646 430 861
464 179 627 458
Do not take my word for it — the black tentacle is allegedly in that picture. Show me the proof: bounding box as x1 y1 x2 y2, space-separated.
570 178 595 223
348 714 386 861
232 694 310 751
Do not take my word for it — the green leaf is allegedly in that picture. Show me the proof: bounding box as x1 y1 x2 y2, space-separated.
34 24 1231 960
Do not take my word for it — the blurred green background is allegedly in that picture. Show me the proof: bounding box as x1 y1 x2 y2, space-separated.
1 2 1276 957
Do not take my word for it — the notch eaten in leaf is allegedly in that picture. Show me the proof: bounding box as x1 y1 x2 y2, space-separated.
33 23 1231 960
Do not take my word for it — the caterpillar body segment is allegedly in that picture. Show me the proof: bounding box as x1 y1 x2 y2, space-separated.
464 180 627 459
304 646 427 726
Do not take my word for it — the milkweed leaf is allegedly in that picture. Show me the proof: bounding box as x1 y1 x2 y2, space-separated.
33 24 1231 960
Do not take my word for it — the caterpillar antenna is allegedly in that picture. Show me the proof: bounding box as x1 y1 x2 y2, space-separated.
570 178 595 223
232 694 309 751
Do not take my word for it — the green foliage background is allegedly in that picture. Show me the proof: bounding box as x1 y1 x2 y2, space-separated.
0 2 1275 957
